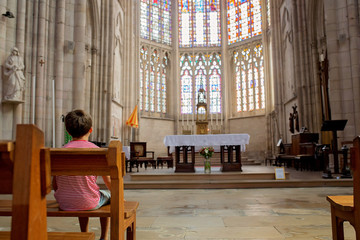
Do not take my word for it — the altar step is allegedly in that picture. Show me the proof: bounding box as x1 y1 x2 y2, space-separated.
189 152 261 166
130 171 289 181
123 167 353 189
124 177 352 189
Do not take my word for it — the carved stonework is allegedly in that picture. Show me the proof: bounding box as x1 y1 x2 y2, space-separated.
2 47 25 103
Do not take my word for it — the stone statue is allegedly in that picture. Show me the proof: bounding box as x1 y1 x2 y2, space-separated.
3 47 26 101
292 105 299 132
289 112 294 134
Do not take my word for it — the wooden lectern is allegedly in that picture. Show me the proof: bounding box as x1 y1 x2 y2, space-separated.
321 120 348 175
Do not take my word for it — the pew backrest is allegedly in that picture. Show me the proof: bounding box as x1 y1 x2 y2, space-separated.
43 140 126 240
0 125 48 239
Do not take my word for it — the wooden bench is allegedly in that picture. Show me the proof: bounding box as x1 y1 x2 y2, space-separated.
276 154 314 171
0 124 95 240
326 136 360 239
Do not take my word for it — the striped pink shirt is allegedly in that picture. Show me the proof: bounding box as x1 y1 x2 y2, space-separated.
54 140 100 211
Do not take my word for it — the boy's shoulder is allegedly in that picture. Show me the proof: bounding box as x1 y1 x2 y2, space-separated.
63 140 99 148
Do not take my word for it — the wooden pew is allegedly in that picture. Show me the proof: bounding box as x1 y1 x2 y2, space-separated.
326 136 360 239
44 140 138 240
0 124 95 240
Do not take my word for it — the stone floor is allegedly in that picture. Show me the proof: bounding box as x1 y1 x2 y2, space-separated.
0 187 356 239
0 166 355 239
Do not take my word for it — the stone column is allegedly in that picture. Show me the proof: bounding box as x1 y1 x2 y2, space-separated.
347 0 360 134
30 0 38 125
173 0 180 134
0 0 8 139
73 0 86 109
13 0 26 137
220 0 229 133
54 0 65 147
35 0 47 130
123 0 137 143
106 0 115 142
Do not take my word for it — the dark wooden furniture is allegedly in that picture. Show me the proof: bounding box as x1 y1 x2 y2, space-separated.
0 136 139 240
291 133 319 155
321 120 348 174
157 146 174 168
175 146 195 173
129 142 156 172
326 136 360 239
276 133 319 171
220 145 242 172
0 124 95 240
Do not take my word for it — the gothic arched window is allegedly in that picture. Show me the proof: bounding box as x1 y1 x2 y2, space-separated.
227 0 262 44
140 0 172 45
180 52 222 114
140 45 169 113
228 0 265 114
179 0 221 47
233 42 264 112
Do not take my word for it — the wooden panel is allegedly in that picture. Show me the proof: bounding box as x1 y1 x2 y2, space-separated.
0 232 95 240
292 133 319 155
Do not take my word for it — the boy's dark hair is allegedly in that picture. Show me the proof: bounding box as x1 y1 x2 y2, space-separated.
65 109 92 138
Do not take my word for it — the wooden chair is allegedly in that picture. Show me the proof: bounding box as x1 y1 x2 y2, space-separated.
44 140 139 240
0 124 95 240
326 136 360 240
129 142 156 171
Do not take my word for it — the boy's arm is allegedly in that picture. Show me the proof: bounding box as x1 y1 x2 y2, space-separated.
102 176 111 191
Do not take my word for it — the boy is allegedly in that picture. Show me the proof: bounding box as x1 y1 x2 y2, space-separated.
52 109 111 240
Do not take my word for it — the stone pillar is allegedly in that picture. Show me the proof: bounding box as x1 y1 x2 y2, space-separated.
220 0 229 133
54 0 65 147
73 1 86 109
35 0 46 130
123 0 137 144
347 0 360 135
13 0 26 137
0 0 8 139
106 0 115 142
172 0 179 135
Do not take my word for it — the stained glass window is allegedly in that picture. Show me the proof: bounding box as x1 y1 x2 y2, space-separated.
233 42 264 112
209 53 221 113
194 55 207 105
180 53 222 114
227 0 262 44
139 45 169 113
141 0 172 45
179 0 221 47
180 54 193 114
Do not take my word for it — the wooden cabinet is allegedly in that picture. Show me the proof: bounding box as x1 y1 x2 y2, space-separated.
291 133 319 155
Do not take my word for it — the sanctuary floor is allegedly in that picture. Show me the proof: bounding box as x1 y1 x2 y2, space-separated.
0 187 355 239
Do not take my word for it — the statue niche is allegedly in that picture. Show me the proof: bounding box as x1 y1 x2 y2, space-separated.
196 88 208 135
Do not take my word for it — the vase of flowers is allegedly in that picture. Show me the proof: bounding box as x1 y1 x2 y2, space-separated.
200 146 214 174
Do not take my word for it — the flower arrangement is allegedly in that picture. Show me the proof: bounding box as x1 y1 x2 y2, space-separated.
199 146 214 159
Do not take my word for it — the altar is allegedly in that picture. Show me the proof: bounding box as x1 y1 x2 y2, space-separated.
164 134 250 173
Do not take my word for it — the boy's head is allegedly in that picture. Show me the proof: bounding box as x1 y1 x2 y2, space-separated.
65 109 93 138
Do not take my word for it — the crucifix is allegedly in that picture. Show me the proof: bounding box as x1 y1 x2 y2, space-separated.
39 59 45 66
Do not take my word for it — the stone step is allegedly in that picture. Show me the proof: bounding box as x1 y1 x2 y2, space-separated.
179 152 259 166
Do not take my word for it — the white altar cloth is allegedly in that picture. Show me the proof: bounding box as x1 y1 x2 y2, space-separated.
164 134 250 153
